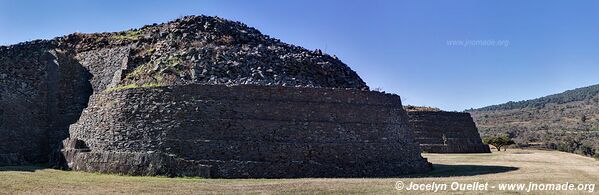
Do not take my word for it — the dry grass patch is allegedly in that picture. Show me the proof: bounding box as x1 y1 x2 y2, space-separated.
1 149 598 194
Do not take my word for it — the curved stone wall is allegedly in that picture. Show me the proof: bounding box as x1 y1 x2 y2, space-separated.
407 111 490 153
63 84 431 178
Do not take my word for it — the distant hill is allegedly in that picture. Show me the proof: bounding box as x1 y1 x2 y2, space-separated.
471 84 599 111
467 83 599 159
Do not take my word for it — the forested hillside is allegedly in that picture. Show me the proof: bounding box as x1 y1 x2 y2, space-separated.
468 84 599 159
473 84 599 111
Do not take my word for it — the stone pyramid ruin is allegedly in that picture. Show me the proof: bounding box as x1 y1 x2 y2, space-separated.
0 16 431 177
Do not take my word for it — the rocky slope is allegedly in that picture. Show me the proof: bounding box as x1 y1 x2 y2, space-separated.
51 15 369 90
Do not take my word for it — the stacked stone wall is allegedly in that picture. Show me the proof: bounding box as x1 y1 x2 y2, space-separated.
0 42 56 164
64 84 431 178
0 42 102 165
407 111 490 153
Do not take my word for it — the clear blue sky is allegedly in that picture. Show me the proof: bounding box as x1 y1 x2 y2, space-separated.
2 0 599 111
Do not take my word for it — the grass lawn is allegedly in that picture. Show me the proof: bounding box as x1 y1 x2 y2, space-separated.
1 149 598 194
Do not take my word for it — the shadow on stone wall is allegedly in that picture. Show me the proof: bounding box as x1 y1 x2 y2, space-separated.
48 50 94 149
0 163 49 172
0 165 48 172
407 164 519 178
48 50 94 168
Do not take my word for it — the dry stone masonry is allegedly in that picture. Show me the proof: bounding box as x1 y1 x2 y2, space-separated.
63 85 430 178
0 15 431 177
407 110 491 153
0 41 92 165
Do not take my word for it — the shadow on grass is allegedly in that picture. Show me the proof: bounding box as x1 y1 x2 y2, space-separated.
0 164 48 172
407 164 519 178
0 164 518 178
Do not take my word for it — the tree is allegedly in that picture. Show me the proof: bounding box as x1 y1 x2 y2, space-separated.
483 135 515 151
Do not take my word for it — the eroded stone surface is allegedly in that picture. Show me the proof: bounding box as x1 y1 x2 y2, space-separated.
63 85 431 178
407 111 491 153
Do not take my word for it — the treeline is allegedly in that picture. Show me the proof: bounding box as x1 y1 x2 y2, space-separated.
482 128 599 160
469 84 599 111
